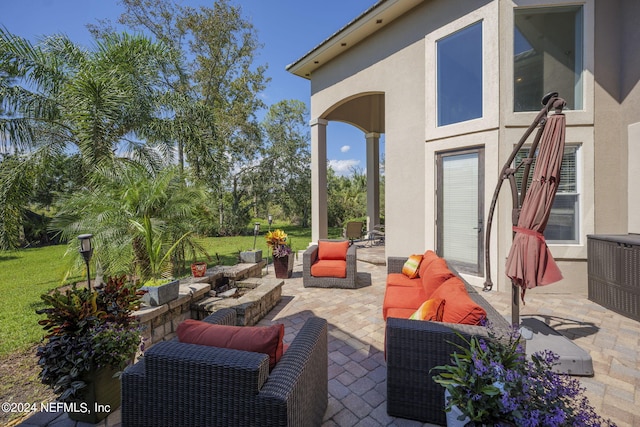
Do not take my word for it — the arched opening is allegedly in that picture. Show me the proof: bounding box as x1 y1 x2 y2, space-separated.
309 92 385 242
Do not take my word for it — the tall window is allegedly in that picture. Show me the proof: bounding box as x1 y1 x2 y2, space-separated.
514 6 584 111
515 145 580 243
437 21 483 126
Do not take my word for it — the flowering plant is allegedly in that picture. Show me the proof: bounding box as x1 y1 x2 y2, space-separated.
36 276 144 401
265 229 292 258
431 323 614 426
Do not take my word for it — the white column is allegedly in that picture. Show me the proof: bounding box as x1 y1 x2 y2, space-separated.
366 132 380 232
311 118 329 242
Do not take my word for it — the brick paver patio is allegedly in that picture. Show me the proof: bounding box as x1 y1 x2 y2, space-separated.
18 244 640 426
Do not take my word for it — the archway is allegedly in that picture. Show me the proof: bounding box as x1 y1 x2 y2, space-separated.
310 92 385 242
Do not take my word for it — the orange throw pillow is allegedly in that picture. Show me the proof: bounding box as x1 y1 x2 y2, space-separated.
402 254 423 278
318 240 349 260
409 298 445 321
177 320 284 370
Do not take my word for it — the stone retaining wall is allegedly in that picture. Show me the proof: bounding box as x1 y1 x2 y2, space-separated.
133 261 267 348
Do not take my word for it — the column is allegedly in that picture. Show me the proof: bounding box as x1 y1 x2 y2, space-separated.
366 132 380 232
311 118 329 243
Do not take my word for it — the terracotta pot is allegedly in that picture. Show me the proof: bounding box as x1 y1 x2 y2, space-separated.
191 262 207 277
273 255 294 279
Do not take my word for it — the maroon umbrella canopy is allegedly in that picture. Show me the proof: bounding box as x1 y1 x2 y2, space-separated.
505 101 566 300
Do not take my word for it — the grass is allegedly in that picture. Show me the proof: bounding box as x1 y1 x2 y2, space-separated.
0 245 82 357
0 222 341 357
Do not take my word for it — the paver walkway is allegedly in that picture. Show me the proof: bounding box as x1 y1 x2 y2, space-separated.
17 245 640 426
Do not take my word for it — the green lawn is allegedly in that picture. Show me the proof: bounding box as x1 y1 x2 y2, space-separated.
0 245 81 357
0 223 341 357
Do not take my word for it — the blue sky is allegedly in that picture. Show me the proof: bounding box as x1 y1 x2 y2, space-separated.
2 0 381 176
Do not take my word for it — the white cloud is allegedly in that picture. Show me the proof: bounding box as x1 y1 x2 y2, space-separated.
340 145 351 153
329 159 360 176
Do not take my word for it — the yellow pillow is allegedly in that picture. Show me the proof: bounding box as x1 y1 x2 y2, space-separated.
409 298 445 321
402 254 423 278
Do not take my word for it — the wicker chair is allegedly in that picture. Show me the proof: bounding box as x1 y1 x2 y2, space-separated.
385 259 511 425
121 309 328 427
302 239 358 289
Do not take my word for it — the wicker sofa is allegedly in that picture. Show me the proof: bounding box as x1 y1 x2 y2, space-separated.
302 239 358 288
121 309 328 427
384 255 511 425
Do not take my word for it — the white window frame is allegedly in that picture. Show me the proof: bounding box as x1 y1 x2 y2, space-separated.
425 2 499 141
515 144 582 244
501 126 593 260
504 0 595 127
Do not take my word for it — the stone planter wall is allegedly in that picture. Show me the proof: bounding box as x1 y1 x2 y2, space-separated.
133 261 267 348
134 282 211 346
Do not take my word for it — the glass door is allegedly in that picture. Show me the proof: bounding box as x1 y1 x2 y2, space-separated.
436 147 484 275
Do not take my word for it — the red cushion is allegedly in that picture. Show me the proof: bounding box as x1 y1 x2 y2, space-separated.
421 258 455 295
418 250 440 278
177 320 284 370
318 240 349 260
430 277 487 325
386 273 422 288
382 285 429 320
310 259 347 278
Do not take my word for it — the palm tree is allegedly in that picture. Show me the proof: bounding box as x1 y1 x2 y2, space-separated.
0 28 172 248
51 162 210 282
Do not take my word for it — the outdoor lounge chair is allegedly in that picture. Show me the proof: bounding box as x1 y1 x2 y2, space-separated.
343 221 364 244
121 309 328 427
303 239 358 288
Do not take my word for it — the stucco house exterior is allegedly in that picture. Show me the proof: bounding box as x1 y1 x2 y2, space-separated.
287 0 640 295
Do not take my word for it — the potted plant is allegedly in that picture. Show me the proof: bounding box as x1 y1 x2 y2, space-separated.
36 276 144 423
191 261 208 277
133 218 190 306
431 324 613 427
265 229 294 279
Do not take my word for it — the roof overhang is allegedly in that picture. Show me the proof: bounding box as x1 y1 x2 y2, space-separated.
286 0 424 79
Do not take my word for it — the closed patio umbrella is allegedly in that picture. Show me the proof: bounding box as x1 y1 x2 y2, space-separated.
483 92 566 326
505 98 566 296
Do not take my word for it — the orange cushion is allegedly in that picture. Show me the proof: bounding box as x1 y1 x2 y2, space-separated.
409 298 445 321
386 273 421 288
385 307 417 319
382 285 429 320
311 259 347 278
418 250 440 278
402 254 423 278
318 240 349 260
177 320 284 370
430 277 487 325
421 257 455 295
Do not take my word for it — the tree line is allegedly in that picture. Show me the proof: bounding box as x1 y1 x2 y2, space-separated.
0 0 377 278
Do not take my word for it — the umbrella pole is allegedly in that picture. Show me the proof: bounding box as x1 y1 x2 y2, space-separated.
512 280 520 326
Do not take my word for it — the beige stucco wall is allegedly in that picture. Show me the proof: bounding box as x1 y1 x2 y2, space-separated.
305 0 637 294
310 0 494 258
